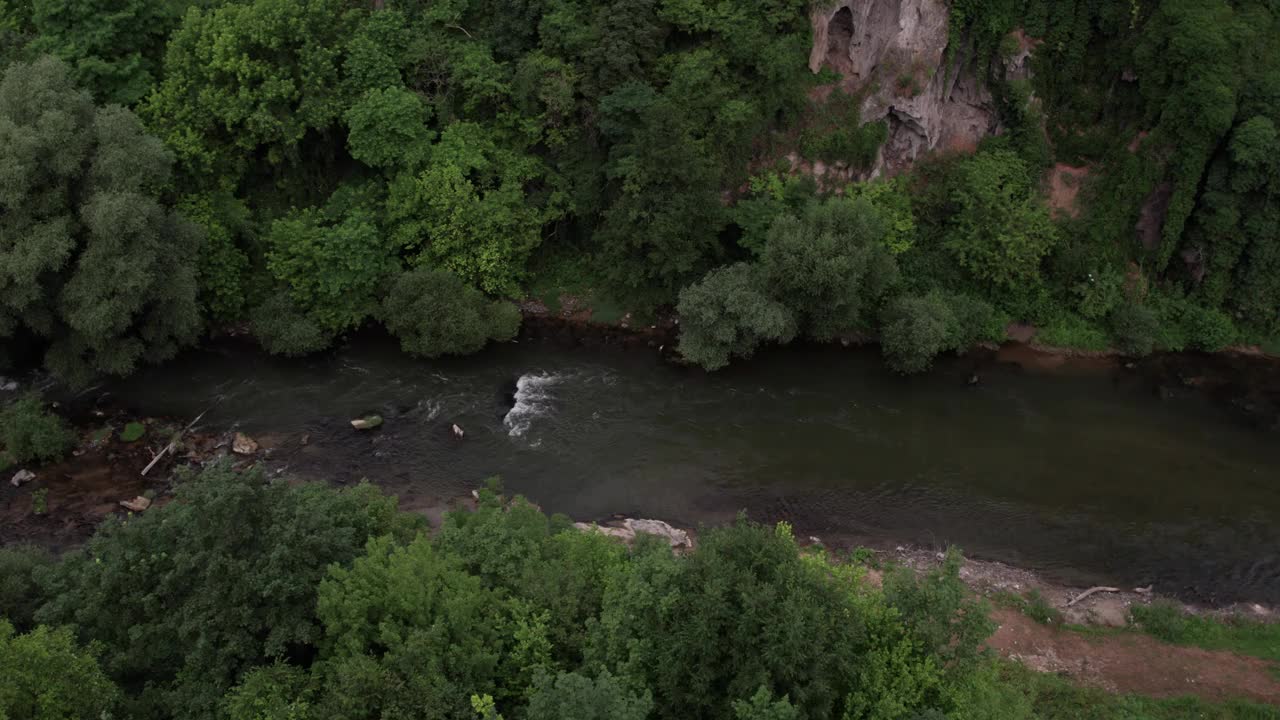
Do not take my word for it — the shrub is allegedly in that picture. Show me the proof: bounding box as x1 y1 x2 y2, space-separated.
36 463 420 720
381 267 521 359
1110 303 1159 356
677 263 797 370
0 621 119 720
0 392 74 465
0 544 53 632
880 294 954 373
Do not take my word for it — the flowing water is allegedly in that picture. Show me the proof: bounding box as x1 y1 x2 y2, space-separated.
99 335 1280 604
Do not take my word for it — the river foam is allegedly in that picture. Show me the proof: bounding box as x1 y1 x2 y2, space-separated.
503 372 564 438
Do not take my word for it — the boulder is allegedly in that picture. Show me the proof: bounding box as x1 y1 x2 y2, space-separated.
573 518 693 549
0 377 17 392
119 496 151 512
452 423 465 439
232 432 258 455
10 469 35 487
351 415 383 431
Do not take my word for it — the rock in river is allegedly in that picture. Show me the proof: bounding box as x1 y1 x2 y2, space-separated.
232 432 258 455
351 415 383 431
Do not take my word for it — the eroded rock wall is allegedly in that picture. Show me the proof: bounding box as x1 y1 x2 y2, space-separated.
809 0 1000 176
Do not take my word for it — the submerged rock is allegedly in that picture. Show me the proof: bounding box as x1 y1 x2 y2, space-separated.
350 415 383 431
452 423 465 439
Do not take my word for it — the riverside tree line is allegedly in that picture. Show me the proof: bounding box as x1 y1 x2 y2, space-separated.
1 0 1278 382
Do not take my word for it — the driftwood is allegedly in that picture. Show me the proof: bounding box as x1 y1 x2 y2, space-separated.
1067 585 1121 606
141 409 208 476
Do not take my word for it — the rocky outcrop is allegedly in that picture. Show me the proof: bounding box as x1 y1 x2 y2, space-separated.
808 0 1000 176
574 518 694 550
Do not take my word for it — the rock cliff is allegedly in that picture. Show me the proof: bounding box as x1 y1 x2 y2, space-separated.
808 0 999 176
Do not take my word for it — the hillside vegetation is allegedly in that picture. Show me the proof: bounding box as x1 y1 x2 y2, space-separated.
0 0 1277 379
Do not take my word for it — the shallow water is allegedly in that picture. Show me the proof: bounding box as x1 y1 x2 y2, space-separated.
100 336 1280 604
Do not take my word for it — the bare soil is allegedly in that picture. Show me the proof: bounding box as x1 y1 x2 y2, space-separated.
989 608 1280 703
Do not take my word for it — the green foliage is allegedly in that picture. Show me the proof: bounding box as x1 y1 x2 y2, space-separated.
1110 303 1159 357
944 150 1059 290
0 392 74 465
0 544 52 632
0 56 202 385
1131 601 1280 663
118 421 145 443
1036 313 1110 352
847 177 919 255
314 534 518 720
31 487 48 515
732 687 799 720
883 548 995 668
381 267 520 359
799 89 886 170
28 0 197 105
146 0 357 184
526 670 653 720
676 263 797 370
880 293 998 374
250 292 336 357
224 663 316 720
265 207 395 337
760 198 899 340
0 620 118 720
36 463 419 720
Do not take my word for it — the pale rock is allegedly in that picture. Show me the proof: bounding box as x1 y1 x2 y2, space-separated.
10 469 35 487
351 415 383 430
808 0 1001 178
120 496 151 512
452 423 465 439
232 432 258 455
625 518 692 548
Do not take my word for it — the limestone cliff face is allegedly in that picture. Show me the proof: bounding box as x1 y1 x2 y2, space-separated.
809 0 999 176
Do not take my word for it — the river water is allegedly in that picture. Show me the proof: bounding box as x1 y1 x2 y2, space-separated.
99 335 1280 604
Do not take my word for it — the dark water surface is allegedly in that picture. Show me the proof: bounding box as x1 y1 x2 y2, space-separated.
101 337 1280 604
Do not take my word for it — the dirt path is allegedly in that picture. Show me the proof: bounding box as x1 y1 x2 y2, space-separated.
988 608 1280 704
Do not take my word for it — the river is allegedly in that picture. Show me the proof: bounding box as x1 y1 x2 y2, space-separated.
97 334 1280 605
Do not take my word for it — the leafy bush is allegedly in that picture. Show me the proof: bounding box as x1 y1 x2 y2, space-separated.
1036 312 1110 351
1131 601 1280 663
881 294 955 374
676 263 797 370
0 620 118 720
944 150 1059 290
0 392 74 465
119 421 145 442
1110 303 1160 356
381 267 521 359
251 292 337 357
0 544 53 632
36 463 421 720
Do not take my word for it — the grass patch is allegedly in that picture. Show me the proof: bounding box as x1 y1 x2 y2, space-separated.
990 589 1064 626
1036 312 1110 351
119 422 146 443
1131 601 1280 663
1003 660 1280 719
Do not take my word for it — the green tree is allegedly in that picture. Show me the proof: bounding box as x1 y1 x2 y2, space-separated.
29 0 200 104
381 267 521 359
676 263 797 370
387 123 562 295
0 544 52 632
313 535 520 720
0 56 201 385
224 663 316 720
880 294 955 374
264 207 395 340
944 150 1058 289
0 620 118 720
1110 302 1159 356
760 198 899 339
526 670 653 720
0 392 74 465
36 464 418 720
146 0 358 185
732 687 799 720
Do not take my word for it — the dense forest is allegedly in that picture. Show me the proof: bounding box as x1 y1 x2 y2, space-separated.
0 0 1278 382
1 468 1276 720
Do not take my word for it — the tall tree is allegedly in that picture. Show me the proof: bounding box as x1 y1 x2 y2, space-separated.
0 56 202 384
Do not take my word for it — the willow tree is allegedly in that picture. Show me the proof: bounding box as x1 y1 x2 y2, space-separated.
0 56 202 383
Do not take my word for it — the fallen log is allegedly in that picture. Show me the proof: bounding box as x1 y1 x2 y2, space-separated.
141 409 208 476
1067 585 1121 607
